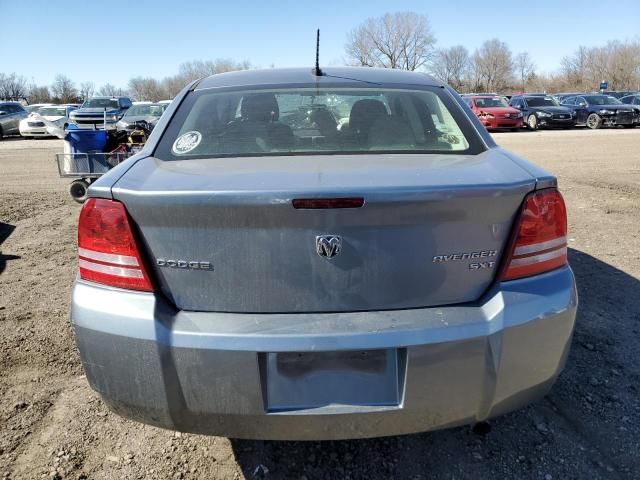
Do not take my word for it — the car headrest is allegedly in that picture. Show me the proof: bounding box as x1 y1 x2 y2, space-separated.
368 116 416 148
349 99 388 134
241 93 279 122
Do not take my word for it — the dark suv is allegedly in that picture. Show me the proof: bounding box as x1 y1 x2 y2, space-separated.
509 95 575 130
560 94 637 129
0 101 28 139
69 96 132 130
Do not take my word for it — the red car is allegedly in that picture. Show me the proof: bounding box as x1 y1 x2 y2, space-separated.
463 95 523 131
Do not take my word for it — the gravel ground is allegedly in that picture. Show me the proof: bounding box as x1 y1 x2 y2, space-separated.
0 129 638 479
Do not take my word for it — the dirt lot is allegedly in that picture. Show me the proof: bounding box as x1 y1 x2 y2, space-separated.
1 129 639 480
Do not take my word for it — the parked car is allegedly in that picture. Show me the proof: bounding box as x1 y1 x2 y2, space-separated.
71 67 577 441
115 103 165 132
19 105 77 138
69 96 132 130
462 95 523 131
509 94 576 130
604 91 636 99
0 101 28 139
560 94 637 129
24 103 54 114
620 95 640 125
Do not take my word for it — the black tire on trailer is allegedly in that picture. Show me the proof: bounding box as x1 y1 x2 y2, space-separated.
69 179 90 203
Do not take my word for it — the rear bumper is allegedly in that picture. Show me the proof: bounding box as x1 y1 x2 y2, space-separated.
71 267 577 440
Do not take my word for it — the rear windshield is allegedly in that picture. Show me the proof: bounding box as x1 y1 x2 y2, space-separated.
156 87 479 159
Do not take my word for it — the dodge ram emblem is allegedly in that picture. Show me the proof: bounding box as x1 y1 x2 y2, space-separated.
316 235 342 259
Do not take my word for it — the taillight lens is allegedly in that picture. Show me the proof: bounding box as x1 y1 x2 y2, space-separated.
77 198 153 292
499 189 568 281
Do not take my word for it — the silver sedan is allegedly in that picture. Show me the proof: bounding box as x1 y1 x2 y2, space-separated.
70 67 577 440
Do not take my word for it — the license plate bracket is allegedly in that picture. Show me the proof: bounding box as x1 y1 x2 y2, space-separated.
260 349 406 412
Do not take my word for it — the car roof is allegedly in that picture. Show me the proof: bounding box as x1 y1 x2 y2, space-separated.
195 67 441 90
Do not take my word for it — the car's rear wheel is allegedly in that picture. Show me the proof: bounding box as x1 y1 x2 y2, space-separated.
69 179 90 203
527 114 538 130
586 113 602 129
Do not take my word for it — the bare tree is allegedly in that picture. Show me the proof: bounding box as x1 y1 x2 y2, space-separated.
27 84 51 104
0 73 28 100
560 41 640 91
472 39 513 92
430 45 469 90
176 59 251 83
560 45 589 90
161 76 187 99
514 52 536 92
79 81 95 101
128 77 167 102
345 12 436 71
51 74 78 103
97 83 125 96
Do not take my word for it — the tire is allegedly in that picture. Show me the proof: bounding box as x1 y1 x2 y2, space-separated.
527 114 538 130
69 179 89 203
586 113 602 129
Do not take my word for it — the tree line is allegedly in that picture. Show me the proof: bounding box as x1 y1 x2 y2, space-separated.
345 12 640 93
0 59 251 104
2 11 640 105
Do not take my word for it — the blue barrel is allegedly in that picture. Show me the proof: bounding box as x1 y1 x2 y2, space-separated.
65 129 108 153
65 128 109 173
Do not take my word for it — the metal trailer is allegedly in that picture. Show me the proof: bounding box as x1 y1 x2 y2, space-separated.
55 150 138 203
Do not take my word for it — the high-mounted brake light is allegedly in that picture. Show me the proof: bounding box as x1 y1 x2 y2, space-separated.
499 189 568 281
292 197 365 209
77 198 153 291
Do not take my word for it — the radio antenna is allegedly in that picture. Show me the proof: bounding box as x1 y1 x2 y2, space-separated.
314 29 323 76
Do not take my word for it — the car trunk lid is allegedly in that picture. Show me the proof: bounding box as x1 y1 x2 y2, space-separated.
113 150 535 313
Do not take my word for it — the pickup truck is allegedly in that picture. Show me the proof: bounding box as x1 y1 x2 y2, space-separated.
69 96 132 130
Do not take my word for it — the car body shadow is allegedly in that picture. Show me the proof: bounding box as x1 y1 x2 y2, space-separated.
229 248 639 479
0 222 20 275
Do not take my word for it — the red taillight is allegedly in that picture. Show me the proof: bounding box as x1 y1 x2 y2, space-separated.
499 189 568 281
77 198 153 292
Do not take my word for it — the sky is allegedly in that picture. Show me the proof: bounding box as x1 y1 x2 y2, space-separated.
2 0 639 88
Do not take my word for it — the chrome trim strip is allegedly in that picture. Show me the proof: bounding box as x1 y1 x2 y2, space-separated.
79 259 143 278
510 247 567 267
79 247 139 266
513 236 567 256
